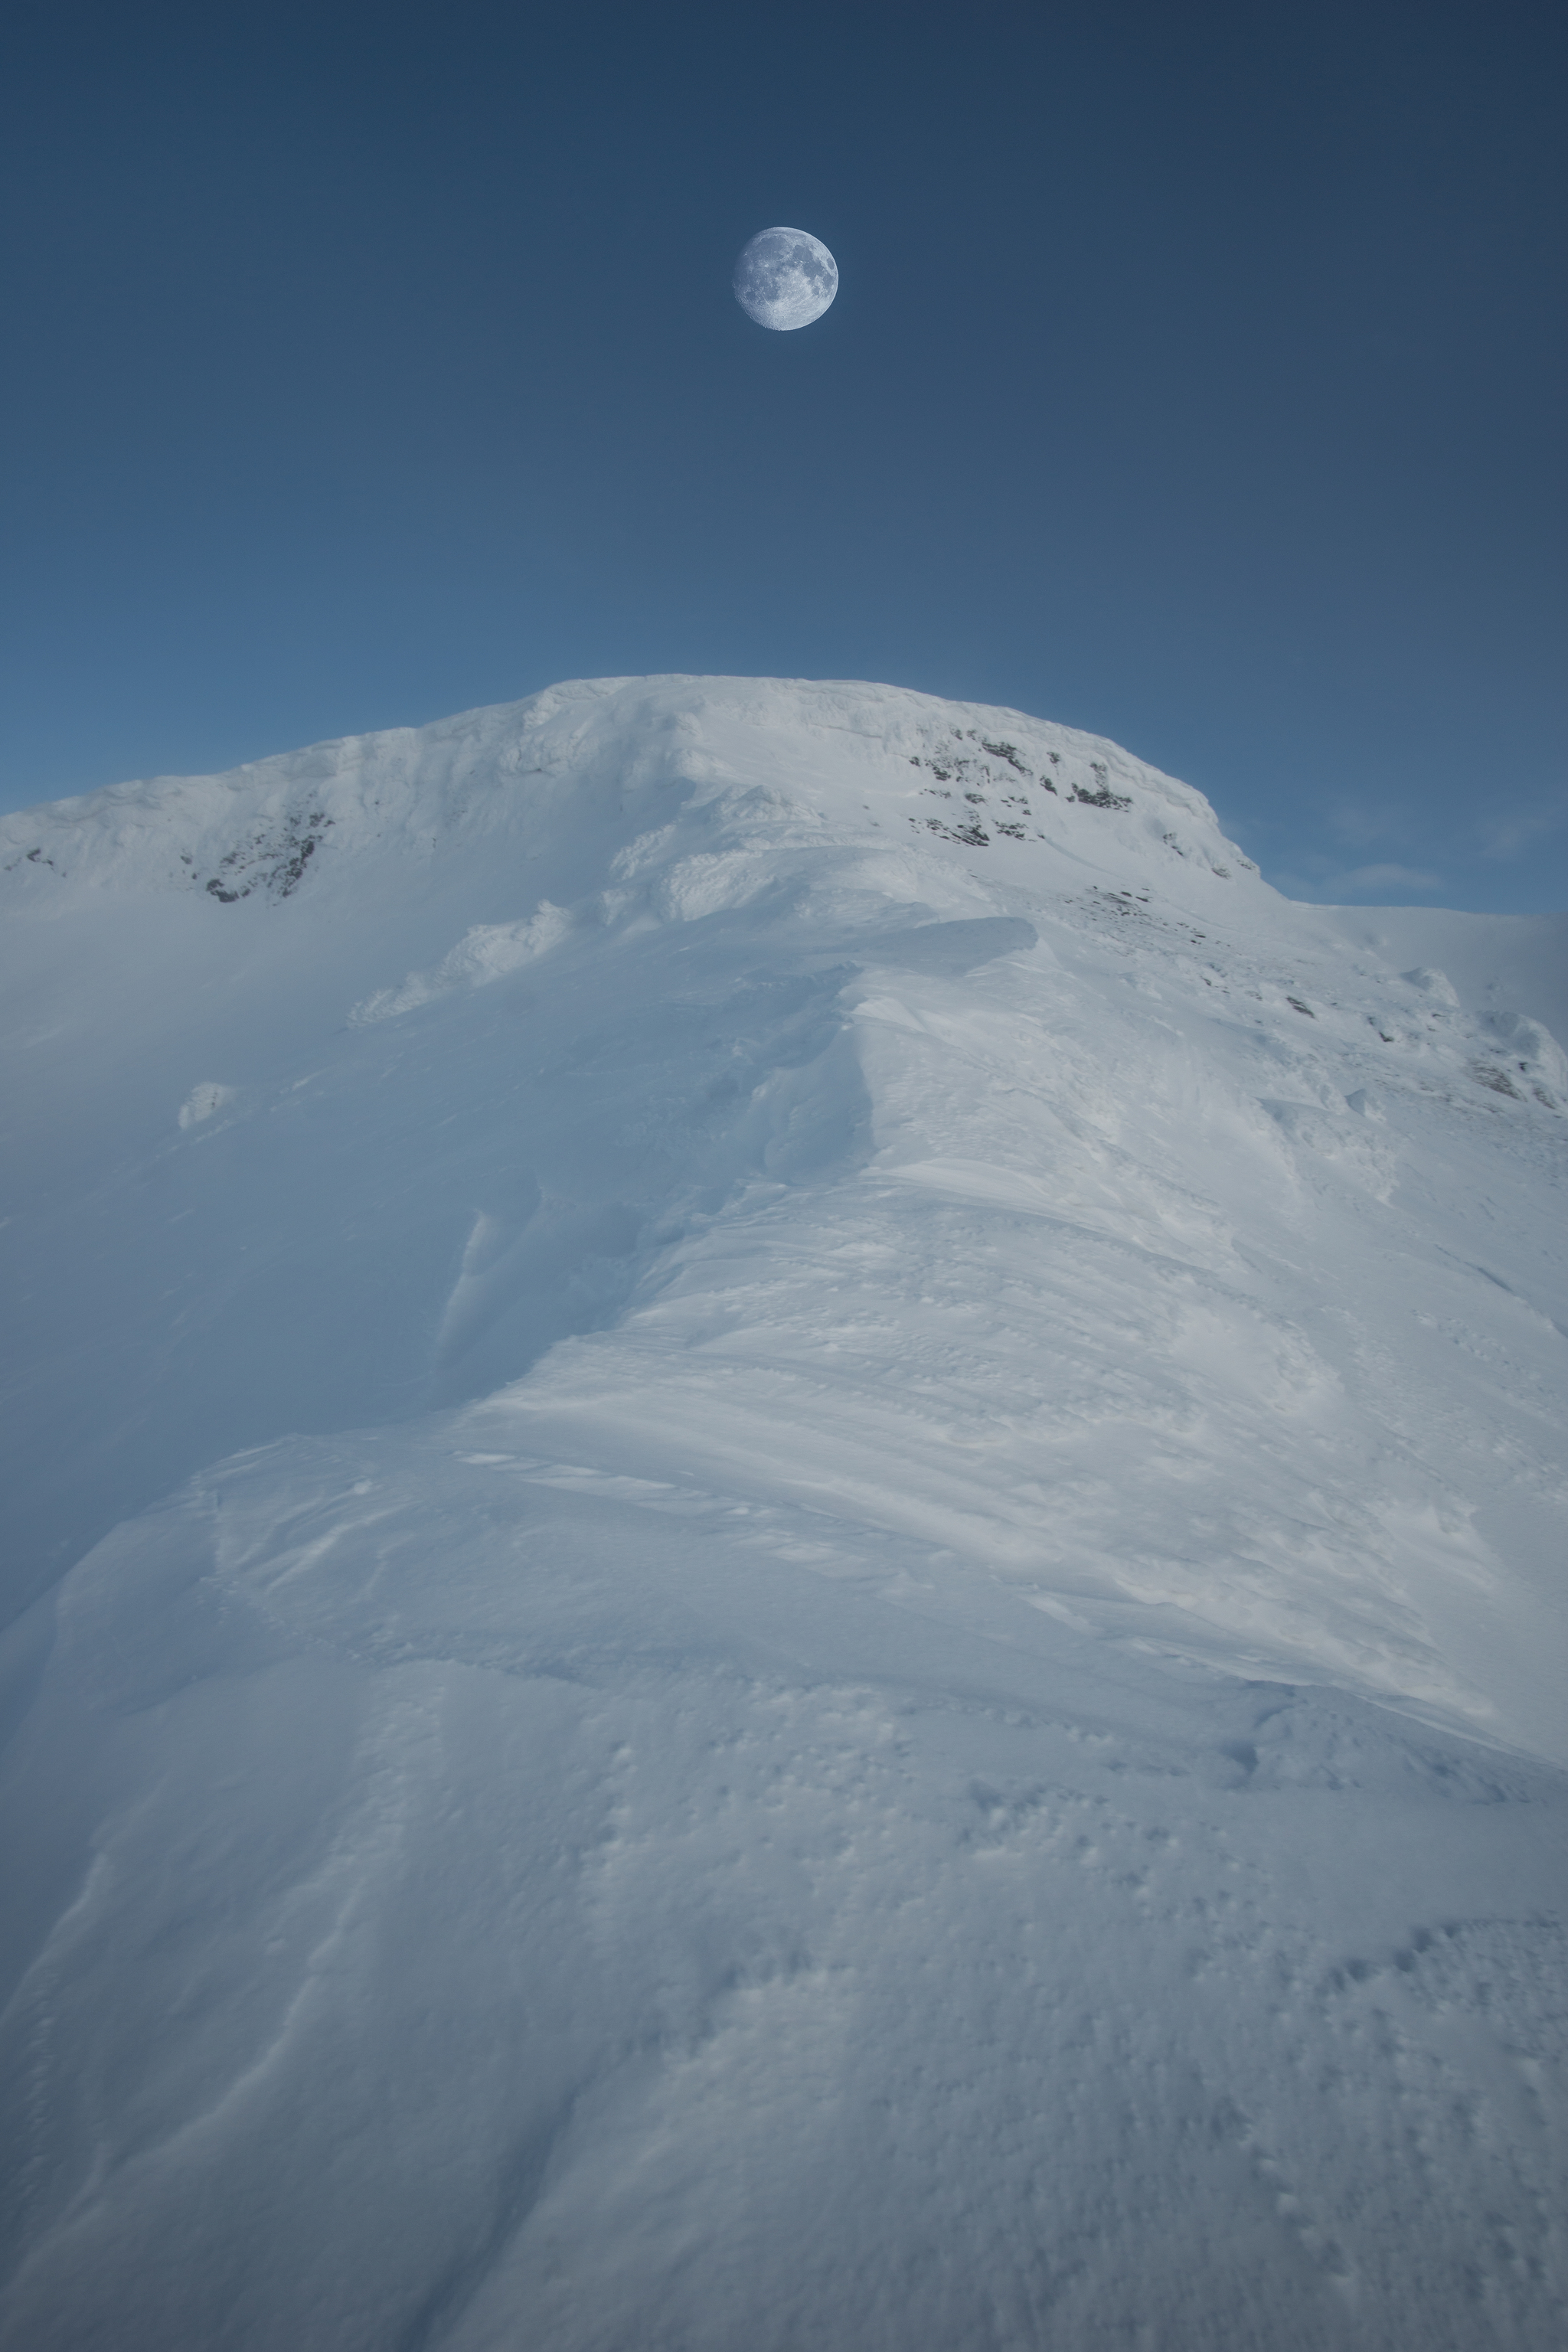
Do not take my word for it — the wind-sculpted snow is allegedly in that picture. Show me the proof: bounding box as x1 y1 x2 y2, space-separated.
1 677 1566 2348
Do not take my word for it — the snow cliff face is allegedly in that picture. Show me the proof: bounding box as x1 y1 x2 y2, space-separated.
2 677 1566 2350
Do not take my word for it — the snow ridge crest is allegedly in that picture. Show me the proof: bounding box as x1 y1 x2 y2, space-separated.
0 675 1252 910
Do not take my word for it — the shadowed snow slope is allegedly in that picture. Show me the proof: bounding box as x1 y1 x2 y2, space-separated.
2 676 1566 2350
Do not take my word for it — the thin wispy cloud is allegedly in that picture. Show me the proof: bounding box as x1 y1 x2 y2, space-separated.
1481 806 1566 861
1334 862 1442 893
1327 802 1413 851
1272 857 1444 903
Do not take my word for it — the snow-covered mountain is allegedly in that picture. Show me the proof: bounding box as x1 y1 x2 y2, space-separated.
2 675 1565 2350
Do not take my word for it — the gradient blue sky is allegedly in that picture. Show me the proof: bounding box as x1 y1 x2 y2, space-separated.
2 0 1563 908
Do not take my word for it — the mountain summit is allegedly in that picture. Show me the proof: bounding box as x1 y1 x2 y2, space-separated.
3 678 1566 2349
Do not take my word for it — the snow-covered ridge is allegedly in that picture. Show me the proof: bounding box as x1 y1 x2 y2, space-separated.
2 678 1566 2350
0 674 1251 905
2 672 1563 1651
7 672 1553 1132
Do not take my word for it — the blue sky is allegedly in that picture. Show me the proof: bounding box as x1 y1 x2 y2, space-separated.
2 0 1563 910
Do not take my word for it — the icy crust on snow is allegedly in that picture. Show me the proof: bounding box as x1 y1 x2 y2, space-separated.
2 677 1568 2348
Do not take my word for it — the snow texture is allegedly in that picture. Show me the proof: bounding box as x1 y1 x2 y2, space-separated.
2 675 1566 2350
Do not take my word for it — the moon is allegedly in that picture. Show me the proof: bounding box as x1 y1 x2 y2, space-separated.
733 227 838 332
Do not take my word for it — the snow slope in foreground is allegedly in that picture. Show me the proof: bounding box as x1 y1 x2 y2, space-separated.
2 676 1566 2350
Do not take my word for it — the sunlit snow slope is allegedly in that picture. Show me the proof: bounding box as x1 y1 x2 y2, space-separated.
2 676 1566 2350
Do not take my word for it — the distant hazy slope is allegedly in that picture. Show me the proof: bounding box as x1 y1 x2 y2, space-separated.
2 678 1565 2350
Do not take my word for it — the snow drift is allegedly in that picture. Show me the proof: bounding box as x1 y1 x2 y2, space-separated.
2 676 1566 2349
